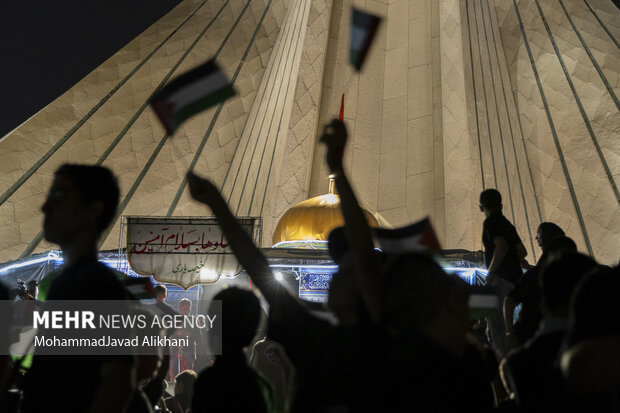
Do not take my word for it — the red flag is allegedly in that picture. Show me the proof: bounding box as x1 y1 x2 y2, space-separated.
339 94 345 121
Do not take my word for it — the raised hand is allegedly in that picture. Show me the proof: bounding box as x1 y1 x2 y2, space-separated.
320 119 348 173
187 171 219 205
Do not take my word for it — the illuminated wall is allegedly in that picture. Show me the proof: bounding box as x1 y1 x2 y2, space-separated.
302 0 447 245
0 0 290 262
0 0 617 265
489 0 619 264
424 0 619 264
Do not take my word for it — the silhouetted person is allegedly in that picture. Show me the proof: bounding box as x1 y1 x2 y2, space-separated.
504 223 567 347
192 288 272 412
320 120 384 325
502 253 598 412
21 164 135 413
380 253 495 412
479 188 527 356
165 369 197 413
186 119 385 412
560 265 620 412
544 235 578 259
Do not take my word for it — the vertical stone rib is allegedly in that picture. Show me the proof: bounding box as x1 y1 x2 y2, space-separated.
511 0 594 257
219 0 310 220
465 0 486 190
476 0 518 226
582 0 620 49
482 0 538 259
533 0 619 204
471 0 500 190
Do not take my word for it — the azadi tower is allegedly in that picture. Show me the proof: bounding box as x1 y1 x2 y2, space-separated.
1 0 618 265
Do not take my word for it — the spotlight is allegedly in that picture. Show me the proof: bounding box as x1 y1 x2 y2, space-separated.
274 271 283 282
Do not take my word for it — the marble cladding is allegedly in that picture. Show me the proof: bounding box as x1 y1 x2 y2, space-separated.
263 0 331 245
219 0 312 223
0 0 617 265
304 0 447 244
0 0 288 261
460 0 541 259
439 0 479 251
491 0 619 265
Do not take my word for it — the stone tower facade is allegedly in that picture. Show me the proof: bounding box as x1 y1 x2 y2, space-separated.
0 0 618 265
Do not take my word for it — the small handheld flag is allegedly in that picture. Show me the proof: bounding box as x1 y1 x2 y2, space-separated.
150 59 236 135
120 276 155 300
350 8 382 71
468 285 499 318
372 217 441 254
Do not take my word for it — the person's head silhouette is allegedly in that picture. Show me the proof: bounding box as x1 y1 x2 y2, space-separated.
212 287 261 355
41 164 119 264
479 188 502 216
383 253 470 357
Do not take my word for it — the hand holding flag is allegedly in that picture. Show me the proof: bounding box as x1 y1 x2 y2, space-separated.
149 59 236 135
320 119 347 173
187 170 220 205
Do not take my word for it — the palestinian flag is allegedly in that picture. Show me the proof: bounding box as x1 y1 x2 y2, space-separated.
468 285 499 318
350 8 381 71
372 217 440 254
150 59 236 135
120 275 155 301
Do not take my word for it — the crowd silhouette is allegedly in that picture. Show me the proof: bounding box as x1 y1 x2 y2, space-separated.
0 119 618 412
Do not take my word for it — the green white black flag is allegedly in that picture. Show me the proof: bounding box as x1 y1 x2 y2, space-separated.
150 59 235 135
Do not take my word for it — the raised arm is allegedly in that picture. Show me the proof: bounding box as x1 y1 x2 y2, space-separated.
186 172 298 309
320 119 382 323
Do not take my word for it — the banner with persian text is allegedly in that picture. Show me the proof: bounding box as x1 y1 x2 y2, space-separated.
126 217 260 289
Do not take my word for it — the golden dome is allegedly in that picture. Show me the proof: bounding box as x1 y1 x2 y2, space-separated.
272 176 378 246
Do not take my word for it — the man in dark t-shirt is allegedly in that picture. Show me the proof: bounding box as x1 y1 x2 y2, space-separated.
481 213 524 283
479 189 527 356
192 288 273 413
21 164 135 413
148 284 177 317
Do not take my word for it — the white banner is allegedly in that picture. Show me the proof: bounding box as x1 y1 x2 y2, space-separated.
126 217 260 289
